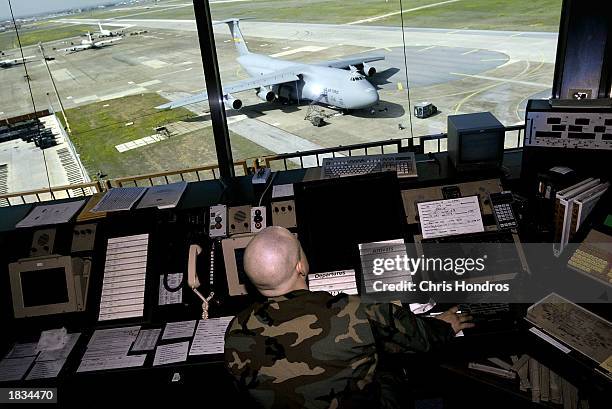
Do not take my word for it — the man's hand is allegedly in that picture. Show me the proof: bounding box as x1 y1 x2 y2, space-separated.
434 306 475 334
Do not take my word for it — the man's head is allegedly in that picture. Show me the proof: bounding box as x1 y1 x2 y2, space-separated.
243 226 309 297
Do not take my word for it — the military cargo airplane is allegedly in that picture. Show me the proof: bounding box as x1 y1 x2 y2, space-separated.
0 55 35 68
96 22 124 37
156 19 384 111
59 32 122 53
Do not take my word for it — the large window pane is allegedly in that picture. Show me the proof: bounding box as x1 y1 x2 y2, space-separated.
0 0 565 201
0 0 227 204
205 0 560 162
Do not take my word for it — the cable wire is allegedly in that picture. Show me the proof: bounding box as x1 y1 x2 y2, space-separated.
398 0 415 141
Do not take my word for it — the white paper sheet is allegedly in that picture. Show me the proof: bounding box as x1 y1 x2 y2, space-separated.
77 326 145 373
417 196 484 239
0 355 36 381
272 183 294 199
16 200 86 228
132 329 162 352
26 359 67 380
158 273 183 305
37 333 80 362
37 328 68 352
162 320 197 340
153 341 189 366
189 317 234 356
77 355 146 372
136 181 187 209
5 342 38 358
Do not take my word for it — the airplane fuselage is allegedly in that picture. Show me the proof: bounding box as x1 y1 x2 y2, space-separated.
0 56 35 68
237 53 379 110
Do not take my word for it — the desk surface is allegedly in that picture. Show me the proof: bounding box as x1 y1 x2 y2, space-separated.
0 149 609 406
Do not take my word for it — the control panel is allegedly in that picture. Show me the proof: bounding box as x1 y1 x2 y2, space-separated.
251 206 266 232
271 200 297 229
209 205 227 238
525 101 612 150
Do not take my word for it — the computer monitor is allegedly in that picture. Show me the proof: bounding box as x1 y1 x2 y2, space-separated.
294 172 406 274
8 255 90 318
447 112 505 172
222 235 253 296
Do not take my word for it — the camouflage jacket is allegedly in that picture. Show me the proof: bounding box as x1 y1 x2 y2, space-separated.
224 289 454 409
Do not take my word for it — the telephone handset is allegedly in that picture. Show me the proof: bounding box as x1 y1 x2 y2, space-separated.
188 244 202 289
187 242 216 319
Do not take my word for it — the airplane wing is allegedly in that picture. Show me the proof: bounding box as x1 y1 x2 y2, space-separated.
156 69 301 109
59 44 91 53
94 37 122 47
316 54 385 69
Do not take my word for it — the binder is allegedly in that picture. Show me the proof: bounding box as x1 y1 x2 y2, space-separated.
553 178 600 256
570 182 610 237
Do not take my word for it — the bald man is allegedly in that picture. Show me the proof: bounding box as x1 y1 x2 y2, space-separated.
224 226 473 409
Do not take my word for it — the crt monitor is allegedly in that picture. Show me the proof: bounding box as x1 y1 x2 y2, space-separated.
294 172 406 274
447 112 505 171
222 235 254 296
8 255 90 318
222 232 299 296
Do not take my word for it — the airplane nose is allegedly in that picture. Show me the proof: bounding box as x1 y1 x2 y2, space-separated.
365 85 379 105
345 82 380 110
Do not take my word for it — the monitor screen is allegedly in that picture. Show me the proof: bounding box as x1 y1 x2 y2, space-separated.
20 268 69 307
295 172 406 273
234 248 248 285
460 132 503 163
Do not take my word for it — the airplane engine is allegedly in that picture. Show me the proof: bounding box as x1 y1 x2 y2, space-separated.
362 63 376 77
256 87 276 102
223 95 243 110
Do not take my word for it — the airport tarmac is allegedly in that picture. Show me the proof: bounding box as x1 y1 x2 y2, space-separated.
0 17 556 185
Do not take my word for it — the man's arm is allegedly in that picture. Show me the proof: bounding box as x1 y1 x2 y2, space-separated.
364 303 471 354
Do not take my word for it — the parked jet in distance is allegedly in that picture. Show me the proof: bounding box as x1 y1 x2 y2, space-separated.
156 19 384 111
96 22 123 37
0 55 35 68
59 32 122 53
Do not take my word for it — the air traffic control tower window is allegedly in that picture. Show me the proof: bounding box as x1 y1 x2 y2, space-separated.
0 0 563 200
0 0 232 203
202 0 561 162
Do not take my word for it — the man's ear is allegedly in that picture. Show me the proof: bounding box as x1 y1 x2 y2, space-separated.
296 260 306 277
298 247 309 276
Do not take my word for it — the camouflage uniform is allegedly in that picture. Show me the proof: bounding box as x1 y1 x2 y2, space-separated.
224 289 454 408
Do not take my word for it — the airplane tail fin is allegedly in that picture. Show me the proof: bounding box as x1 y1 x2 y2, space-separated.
215 18 251 56
99 22 103 31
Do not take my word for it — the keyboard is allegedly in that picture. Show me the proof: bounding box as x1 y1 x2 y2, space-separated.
568 243 612 284
321 152 417 179
458 303 515 333
459 303 511 318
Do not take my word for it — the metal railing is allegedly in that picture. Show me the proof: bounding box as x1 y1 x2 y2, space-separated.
264 123 525 170
0 124 525 207
414 124 525 155
0 181 103 207
111 161 249 187
264 139 406 171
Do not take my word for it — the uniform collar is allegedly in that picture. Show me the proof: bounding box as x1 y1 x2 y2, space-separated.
267 289 310 302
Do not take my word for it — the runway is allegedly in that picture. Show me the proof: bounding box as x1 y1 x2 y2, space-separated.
58 18 557 63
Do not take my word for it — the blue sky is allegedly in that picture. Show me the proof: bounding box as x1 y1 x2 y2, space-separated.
1 1 115 20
